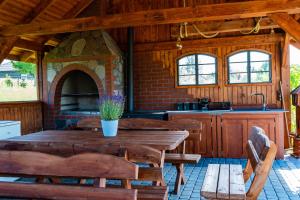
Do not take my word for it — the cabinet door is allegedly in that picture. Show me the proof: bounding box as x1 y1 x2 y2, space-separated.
220 118 248 158
247 119 275 142
168 114 215 157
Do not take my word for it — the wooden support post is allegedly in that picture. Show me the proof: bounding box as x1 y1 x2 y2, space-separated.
280 34 291 148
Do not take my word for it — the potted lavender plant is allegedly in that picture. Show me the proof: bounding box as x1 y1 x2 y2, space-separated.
99 95 124 137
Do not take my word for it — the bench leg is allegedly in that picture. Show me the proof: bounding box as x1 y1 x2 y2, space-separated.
174 163 185 194
151 163 166 186
122 179 132 189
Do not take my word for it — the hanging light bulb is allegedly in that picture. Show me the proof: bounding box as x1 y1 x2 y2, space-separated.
176 37 183 50
270 28 275 35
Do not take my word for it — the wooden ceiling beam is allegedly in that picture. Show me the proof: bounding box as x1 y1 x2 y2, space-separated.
14 38 52 52
20 51 34 62
1 0 300 36
170 17 278 38
291 39 300 49
0 36 19 63
269 12 300 42
6 54 20 61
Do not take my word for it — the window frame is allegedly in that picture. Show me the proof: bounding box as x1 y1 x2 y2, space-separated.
176 53 218 87
227 50 272 84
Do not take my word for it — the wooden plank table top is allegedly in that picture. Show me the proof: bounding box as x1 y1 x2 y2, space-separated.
201 164 246 200
0 130 189 151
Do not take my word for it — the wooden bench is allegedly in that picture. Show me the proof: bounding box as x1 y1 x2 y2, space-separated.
0 150 167 200
0 142 166 194
201 126 277 199
201 164 246 199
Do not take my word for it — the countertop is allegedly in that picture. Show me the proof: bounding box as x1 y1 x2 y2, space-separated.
166 109 287 115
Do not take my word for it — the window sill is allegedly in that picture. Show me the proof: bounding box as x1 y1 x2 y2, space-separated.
225 82 273 87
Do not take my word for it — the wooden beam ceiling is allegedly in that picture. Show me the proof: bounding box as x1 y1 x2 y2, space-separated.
40 0 94 45
0 0 55 63
1 0 300 36
0 0 93 62
170 17 278 38
269 12 300 42
21 0 55 24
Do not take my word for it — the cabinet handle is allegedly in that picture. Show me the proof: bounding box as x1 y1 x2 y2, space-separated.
200 133 202 141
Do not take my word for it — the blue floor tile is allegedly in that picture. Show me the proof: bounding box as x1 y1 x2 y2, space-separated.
166 156 300 200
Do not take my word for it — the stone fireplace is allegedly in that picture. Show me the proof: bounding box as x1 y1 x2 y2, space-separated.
60 70 99 113
43 30 124 129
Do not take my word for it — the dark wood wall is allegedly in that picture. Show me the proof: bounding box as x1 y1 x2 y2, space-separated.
0 102 43 134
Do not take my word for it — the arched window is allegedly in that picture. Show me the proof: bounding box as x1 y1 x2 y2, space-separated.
228 50 271 84
177 54 217 86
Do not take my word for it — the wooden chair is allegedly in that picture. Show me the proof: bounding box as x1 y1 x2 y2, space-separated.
243 126 277 200
0 150 138 200
118 117 201 194
201 126 277 200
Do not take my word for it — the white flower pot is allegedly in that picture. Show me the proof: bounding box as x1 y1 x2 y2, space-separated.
101 120 119 137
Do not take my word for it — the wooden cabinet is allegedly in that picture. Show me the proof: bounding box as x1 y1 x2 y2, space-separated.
168 112 284 159
218 113 284 159
168 114 217 157
218 117 248 158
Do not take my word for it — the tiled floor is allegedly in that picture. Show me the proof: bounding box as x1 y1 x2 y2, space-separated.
164 156 300 200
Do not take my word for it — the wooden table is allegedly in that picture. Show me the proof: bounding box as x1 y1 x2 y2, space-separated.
201 164 246 200
0 130 188 187
0 130 188 151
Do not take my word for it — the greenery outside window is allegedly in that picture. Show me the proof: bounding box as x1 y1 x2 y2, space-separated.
0 59 37 102
177 54 217 86
228 50 271 84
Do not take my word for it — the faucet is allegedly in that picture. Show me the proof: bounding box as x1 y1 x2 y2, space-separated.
251 93 267 111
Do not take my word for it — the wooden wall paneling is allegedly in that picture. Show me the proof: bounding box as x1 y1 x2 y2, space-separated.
0 102 42 134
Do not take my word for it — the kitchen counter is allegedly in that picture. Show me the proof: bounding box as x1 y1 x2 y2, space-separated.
168 109 285 159
166 109 287 115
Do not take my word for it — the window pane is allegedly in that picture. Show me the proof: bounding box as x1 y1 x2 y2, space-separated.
229 73 248 83
250 51 269 62
198 64 216 74
179 65 196 75
179 75 196 85
251 72 270 82
0 60 37 102
229 52 247 63
198 55 215 64
199 74 216 84
179 55 195 65
250 61 270 72
229 63 247 73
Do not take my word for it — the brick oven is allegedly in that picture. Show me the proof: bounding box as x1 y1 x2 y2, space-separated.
43 30 124 129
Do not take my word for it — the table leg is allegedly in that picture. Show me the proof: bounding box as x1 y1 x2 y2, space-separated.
174 163 185 194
